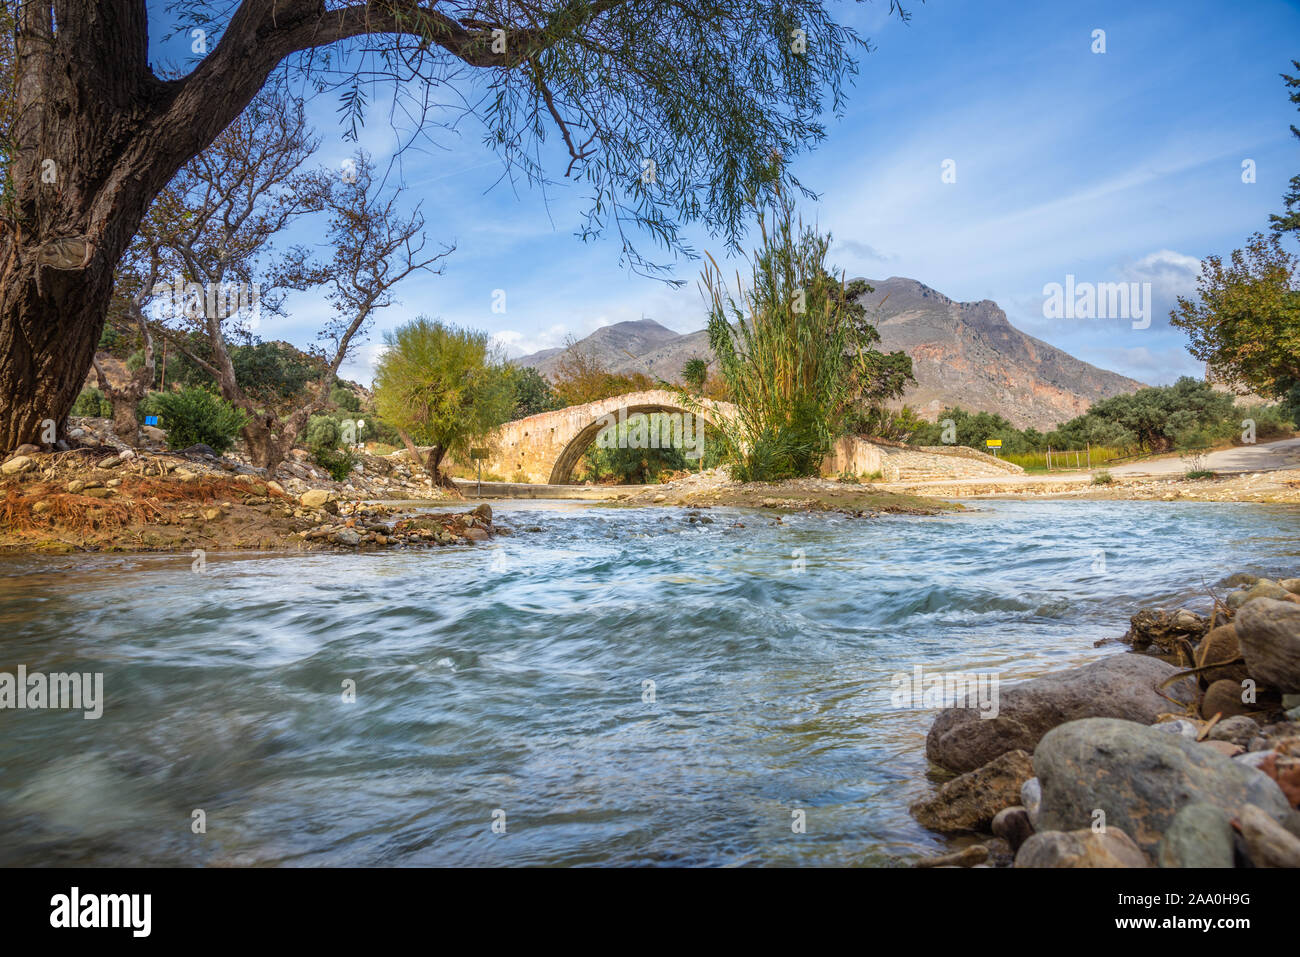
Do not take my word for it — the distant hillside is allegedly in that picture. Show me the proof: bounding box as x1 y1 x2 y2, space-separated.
515 277 1145 430
520 318 684 380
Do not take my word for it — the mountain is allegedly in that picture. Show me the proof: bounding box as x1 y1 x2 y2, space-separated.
853 278 1145 429
514 278 1146 430
519 318 684 380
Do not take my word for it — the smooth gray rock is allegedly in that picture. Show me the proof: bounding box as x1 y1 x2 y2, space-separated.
1207 715 1260 746
1236 598 1300 693
1034 717 1292 857
1156 803 1234 868
1021 777 1042 828
925 655 1197 773
331 527 361 547
1153 719 1200 739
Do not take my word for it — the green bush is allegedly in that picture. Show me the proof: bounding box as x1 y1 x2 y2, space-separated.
71 387 111 418
1238 403 1295 443
312 447 358 481
1091 470 1114 485
150 387 247 453
305 414 342 450
304 412 361 480
330 383 361 412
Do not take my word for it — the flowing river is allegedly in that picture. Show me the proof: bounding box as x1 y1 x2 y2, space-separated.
2 499 1299 866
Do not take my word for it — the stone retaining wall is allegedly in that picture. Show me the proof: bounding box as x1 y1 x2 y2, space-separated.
821 436 1025 482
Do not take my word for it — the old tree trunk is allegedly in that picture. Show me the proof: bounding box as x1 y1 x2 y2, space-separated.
0 1 516 450
0 3 287 449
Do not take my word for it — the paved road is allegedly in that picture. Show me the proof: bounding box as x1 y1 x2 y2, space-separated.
1108 436 1300 477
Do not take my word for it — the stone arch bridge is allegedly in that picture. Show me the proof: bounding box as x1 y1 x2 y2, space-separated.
446 389 1024 486
457 390 738 485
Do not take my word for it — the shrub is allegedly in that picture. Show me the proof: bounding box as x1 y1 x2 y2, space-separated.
71 387 111 418
1091 470 1114 485
150 387 247 453
313 447 358 481
305 414 342 450
330 383 361 412
1238 403 1296 443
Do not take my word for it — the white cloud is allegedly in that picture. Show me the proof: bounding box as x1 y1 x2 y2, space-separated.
1119 249 1202 302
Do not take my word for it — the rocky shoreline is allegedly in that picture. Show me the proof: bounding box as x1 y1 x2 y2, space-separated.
910 575 1300 867
0 442 506 553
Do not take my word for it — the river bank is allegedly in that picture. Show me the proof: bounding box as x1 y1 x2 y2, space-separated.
909 573 1300 868
0 449 959 553
0 445 503 553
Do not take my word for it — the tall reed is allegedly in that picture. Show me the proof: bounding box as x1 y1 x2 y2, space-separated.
698 195 869 481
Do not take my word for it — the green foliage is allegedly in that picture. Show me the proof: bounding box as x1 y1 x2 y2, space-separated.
1243 402 1297 442
846 404 925 442
577 413 725 484
910 407 1032 452
701 195 895 481
97 324 123 353
1092 470 1114 485
136 392 163 425
914 379 1269 462
231 340 321 404
1269 60 1300 238
1170 233 1300 399
149 387 247 453
681 357 710 393
462 0 888 277
303 412 362 480
1079 378 1235 452
305 414 343 451
71 387 111 418
313 447 359 481
372 318 516 471
509 365 562 418
330 383 362 412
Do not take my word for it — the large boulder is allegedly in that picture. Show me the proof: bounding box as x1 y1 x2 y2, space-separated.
910 750 1034 832
925 655 1196 774
1033 717 1293 857
1235 598 1300 693
299 489 337 510
1015 828 1149 868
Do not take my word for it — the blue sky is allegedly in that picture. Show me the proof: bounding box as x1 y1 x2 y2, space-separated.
152 0 1300 389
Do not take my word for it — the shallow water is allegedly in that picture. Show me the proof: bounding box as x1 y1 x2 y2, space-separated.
1 499 1298 866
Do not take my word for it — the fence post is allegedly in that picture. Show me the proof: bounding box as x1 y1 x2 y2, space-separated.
1086 443 1091 469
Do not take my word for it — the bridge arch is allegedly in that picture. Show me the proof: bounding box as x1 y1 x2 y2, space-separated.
547 399 730 485
459 389 738 485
